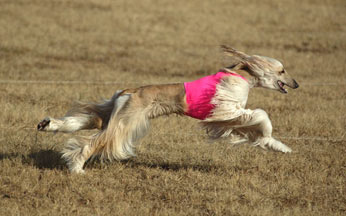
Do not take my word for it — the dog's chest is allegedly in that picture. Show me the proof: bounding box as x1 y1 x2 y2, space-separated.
184 72 249 120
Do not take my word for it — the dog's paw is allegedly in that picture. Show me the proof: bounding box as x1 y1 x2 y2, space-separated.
279 145 292 153
269 139 292 153
37 117 51 131
255 137 292 153
70 168 85 174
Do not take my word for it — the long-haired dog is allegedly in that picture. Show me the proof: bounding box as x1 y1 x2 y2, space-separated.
37 45 299 173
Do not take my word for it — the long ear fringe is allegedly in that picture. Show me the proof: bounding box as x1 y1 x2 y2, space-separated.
243 61 265 77
220 45 250 60
221 45 265 77
223 62 246 71
220 45 249 70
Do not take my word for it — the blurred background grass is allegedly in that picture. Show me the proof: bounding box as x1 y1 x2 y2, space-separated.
0 0 345 215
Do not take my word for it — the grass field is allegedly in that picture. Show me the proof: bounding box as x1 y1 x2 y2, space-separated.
0 0 345 215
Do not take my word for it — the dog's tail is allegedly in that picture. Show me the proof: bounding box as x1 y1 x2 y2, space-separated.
61 91 150 172
91 93 150 161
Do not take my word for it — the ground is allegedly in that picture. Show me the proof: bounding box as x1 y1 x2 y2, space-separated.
0 0 345 215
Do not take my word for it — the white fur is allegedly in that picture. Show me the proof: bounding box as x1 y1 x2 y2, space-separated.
61 138 88 174
203 78 292 152
42 116 92 133
58 93 151 173
96 93 150 160
254 137 292 153
38 46 298 173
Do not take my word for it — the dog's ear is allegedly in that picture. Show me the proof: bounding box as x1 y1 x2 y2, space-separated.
221 45 248 70
243 60 265 77
221 45 250 60
225 61 247 70
221 45 265 77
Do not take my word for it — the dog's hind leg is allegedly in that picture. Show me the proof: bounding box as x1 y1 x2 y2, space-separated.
60 136 94 173
37 91 122 133
37 114 102 133
61 93 143 173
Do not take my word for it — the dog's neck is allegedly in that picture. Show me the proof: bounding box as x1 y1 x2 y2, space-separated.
233 69 258 88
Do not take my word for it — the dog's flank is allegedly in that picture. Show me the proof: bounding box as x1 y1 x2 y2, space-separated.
37 46 299 173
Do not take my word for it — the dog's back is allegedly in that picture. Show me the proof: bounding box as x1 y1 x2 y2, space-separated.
121 83 187 118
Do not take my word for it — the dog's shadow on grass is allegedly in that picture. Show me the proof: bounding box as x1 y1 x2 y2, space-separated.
0 153 21 161
27 150 66 170
122 160 222 173
1 151 225 173
26 152 219 173
0 150 65 170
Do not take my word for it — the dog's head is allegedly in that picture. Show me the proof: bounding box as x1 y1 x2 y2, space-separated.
221 45 299 93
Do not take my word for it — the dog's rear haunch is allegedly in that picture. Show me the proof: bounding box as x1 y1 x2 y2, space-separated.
37 46 299 173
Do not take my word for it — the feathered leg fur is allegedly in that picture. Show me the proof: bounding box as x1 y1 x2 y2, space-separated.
60 92 151 173
38 84 186 173
203 109 292 153
37 46 298 173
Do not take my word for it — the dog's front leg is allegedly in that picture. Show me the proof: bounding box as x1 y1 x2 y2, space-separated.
246 109 292 153
204 108 292 152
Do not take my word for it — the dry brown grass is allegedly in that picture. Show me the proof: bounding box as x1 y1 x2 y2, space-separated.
0 0 345 215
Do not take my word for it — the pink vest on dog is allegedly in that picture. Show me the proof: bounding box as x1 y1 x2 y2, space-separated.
184 71 247 120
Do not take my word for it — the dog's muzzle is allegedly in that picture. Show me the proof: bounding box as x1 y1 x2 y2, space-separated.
277 79 299 94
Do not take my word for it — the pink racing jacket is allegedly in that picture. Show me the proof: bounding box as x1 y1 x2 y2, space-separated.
184 71 247 120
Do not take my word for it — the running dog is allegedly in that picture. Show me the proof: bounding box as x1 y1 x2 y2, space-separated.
37 45 299 173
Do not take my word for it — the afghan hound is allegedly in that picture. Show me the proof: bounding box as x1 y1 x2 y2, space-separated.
37 45 299 173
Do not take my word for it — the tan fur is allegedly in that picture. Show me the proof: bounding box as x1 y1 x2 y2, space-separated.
37 45 299 173
59 84 188 173
121 83 188 118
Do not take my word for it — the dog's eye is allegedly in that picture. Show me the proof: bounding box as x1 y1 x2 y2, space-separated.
279 70 285 75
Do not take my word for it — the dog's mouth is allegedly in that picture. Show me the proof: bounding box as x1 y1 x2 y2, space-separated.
277 80 288 94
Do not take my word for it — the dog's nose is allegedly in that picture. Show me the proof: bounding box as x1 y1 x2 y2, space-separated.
293 79 299 89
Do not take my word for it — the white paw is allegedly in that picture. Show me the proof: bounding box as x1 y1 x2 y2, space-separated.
270 139 292 153
280 144 292 153
256 137 292 153
71 168 85 174
67 158 86 174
